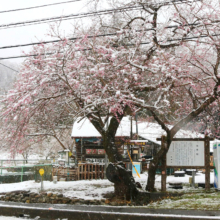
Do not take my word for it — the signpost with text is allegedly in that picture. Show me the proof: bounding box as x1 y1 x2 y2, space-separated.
157 137 212 191
167 141 205 167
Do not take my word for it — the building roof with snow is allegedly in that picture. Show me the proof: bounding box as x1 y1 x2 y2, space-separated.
71 117 204 145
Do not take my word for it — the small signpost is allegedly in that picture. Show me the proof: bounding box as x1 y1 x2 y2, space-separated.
39 168 44 191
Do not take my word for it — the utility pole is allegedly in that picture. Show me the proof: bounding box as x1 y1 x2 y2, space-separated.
135 112 138 140
130 116 133 160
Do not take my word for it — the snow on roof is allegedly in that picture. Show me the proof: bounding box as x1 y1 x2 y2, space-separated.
71 117 204 146
138 122 204 145
71 117 132 138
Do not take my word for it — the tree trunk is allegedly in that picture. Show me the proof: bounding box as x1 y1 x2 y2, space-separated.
90 115 139 200
103 134 138 200
146 136 171 192
115 165 138 200
106 162 139 200
146 161 158 192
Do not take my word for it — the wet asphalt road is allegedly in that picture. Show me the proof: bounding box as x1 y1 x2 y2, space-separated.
0 201 220 220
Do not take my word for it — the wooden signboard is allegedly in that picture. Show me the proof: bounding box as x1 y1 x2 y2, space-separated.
157 137 212 191
167 141 204 166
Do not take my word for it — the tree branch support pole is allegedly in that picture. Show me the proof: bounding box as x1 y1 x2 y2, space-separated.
205 136 210 191
161 136 167 192
81 138 83 162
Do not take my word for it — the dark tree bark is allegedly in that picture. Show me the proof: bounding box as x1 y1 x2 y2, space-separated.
146 94 218 192
90 115 139 200
146 135 171 192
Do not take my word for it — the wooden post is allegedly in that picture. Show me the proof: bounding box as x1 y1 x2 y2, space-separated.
102 164 104 179
84 164 87 180
81 138 83 162
97 165 100 179
161 136 167 192
87 164 89 180
78 164 80 180
205 136 210 190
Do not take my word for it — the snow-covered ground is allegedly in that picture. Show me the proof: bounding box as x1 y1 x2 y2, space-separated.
0 171 214 201
0 171 217 220
0 179 114 201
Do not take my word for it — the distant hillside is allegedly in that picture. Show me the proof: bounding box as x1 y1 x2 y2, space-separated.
0 61 19 94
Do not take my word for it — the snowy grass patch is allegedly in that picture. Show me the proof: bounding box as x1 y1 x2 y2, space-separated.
146 190 220 210
0 171 218 209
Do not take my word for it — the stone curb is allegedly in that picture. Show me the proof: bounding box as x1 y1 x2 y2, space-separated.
0 190 104 205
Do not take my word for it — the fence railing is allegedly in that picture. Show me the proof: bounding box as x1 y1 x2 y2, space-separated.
0 164 52 183
77 163 105 180
0 159 105 182
53 166 77 181
0 159 53 167
52 163 105 181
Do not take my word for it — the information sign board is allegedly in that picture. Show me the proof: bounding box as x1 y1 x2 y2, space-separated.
132 162 141 177
167 141 204 166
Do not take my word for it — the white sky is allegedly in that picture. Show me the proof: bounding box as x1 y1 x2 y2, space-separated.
0 0 93 65
0 0 171 68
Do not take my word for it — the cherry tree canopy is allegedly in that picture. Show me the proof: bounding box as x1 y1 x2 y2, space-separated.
1 0 220 192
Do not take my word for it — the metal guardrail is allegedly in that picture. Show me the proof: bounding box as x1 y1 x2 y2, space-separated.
0 163 53 183
0 159 53 166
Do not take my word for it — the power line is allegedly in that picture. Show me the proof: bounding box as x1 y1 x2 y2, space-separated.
0 33 119 50
0 0 204 62
0 33 217 60
0 0 201 30
0 0 82 14
0 6 143 30
0 63 19 73
0 53 55 60
0 21 204 50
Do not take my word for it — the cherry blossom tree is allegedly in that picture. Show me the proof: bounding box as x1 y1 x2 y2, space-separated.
90 0 220 191
0 32 142 198
1 0 220 196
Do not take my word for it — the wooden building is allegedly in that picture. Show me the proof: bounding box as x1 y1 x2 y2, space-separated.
71 117 213 176
71 117 161 164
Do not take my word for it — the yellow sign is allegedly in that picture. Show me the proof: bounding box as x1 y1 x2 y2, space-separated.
69 152 72 157
127 150 140 178
39 168 44 176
